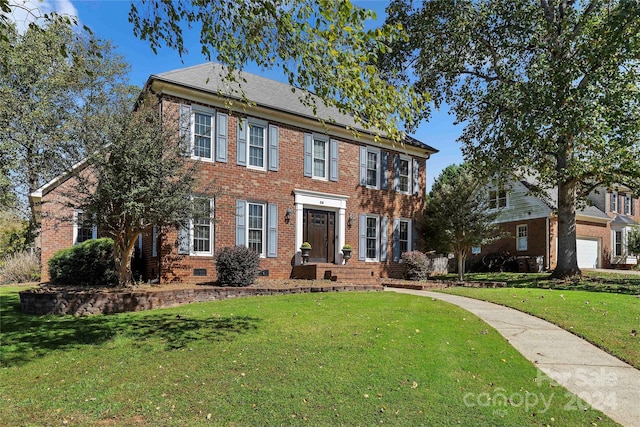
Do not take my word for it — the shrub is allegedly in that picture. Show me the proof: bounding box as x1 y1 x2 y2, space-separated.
401 251 432 281
215 246 260 287
0 250 41 284
48 238 117 287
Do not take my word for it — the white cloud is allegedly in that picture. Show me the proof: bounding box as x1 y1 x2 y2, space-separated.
7 0 79 33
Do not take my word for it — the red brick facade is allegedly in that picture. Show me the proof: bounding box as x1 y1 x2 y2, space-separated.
34 68 435 284
473 188 638 272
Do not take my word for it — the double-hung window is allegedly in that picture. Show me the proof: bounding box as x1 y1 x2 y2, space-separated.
365 147 382 188
359 146 389 190
73 209 96 245
516 224 528 251
193 110 213 159
186 105 216 161
624 194 631 215
489 188 507 209
392 218 412 261
180 104 229 162
615 230 623 257
193 198 213 255
248 122 266 169
235 200 278 258
395 155 412 194
398 158 410 193
247 203 265 256
178 197 214 256
239 118 278 171
359 214 390 262
365 215 379 260
398 219 410 254
304 134 338 181
313 137 328 179
610 192 618 213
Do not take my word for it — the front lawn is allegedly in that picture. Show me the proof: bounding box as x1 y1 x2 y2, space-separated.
0 286 616 426
440 274 640 369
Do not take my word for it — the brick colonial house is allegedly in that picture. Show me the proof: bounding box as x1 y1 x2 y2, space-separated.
475 179 639 271
31 63 438 283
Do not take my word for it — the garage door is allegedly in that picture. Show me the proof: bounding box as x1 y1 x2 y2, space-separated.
577 238 599 269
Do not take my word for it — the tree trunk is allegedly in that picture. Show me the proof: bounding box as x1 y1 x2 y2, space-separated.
457 252 466 282
552 177 581 279
113 232 137 287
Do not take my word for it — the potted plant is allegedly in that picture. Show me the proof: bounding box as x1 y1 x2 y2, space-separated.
300 242 312 264
342 244 352 263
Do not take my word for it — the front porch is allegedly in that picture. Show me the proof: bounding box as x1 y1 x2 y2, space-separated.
291 263 381 285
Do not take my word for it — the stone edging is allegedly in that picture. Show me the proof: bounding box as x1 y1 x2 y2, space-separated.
19 284 384 316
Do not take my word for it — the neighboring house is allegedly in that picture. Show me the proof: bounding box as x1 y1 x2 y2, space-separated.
475 179 639 270
31 63 438 283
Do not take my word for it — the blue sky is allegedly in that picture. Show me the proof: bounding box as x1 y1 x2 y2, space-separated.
14 0 464 190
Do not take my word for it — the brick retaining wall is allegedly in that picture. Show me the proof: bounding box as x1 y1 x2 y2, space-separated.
19 284 383 316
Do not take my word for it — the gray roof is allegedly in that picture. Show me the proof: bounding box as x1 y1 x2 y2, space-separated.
519 177 611 221
611 214 637 226
149 63 437 153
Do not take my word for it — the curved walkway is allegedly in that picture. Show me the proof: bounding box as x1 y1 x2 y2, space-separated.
386 288 640 427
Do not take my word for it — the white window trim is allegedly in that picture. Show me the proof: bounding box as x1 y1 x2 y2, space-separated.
623 193 631 215
489 188 508 210
246 118 268 171
190 105 216 162
365 214 380 262
190 198 214 257
516 224 528 251
398 155 412 195
247 202 266 258
311 134 329 180
365 147 381 189
611 192 618 213
398 218 412 258
72 209 97 245
612 228 626 258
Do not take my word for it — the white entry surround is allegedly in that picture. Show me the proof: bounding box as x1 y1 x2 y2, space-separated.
294 189 349 265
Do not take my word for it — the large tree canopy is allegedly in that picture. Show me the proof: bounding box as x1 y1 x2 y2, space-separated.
383 0 640 278
0 13 130 238
128 0 426 140
421 164 500 281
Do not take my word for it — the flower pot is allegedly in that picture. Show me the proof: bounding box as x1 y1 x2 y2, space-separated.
300 246 311 264
342 249 352 263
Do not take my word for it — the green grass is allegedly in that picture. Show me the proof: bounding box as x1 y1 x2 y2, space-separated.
0 286 618 426
440 274 640 369
441 271 640 294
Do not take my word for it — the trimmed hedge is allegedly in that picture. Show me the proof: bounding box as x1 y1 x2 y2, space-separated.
215 246 260 287
48 238 117 287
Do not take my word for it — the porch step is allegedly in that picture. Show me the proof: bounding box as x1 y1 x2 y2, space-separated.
291 263 380 285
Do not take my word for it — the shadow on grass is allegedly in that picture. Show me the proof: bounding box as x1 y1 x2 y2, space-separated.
0 291 261 367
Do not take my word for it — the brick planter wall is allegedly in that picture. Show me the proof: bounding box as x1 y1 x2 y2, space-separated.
19 285 383 316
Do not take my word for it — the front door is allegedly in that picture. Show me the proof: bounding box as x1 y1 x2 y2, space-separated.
303 209 335 263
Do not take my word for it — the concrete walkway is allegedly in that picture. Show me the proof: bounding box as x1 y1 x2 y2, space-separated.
386 288 640 427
